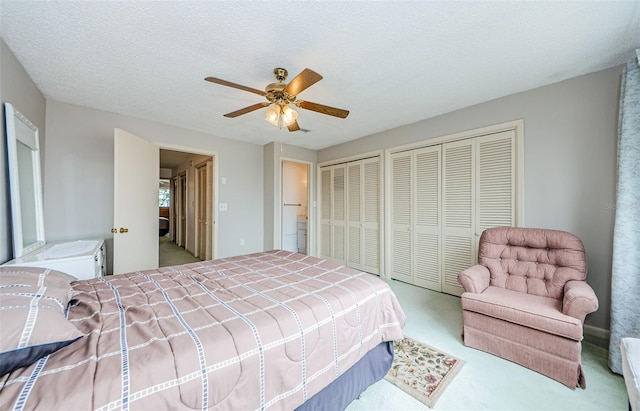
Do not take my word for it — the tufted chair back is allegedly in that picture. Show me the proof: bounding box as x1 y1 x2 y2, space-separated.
478 227 587 300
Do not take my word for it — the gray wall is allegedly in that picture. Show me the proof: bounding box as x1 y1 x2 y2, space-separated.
0 39 46 264
44 101 264 270
318 66 622 331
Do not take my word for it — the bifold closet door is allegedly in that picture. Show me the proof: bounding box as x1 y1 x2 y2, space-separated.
319 164 346 264
442 139 475 296
362 158 381 274
390 152 413 283
347 158 381 274
389 147 441 289
476 131 515 232
441 130 516 295
320 168 332 260
413 146 441 290
389 129 516 295
347 162 362 269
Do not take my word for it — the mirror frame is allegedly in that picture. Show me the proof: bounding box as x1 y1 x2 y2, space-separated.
4 102 45 258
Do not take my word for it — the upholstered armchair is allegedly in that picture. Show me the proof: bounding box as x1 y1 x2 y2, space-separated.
457 227 599 388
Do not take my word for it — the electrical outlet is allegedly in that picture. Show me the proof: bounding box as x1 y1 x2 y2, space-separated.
240 239 245 246
219 202 228 211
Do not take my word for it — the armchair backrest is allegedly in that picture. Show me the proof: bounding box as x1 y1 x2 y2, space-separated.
478 227 587 299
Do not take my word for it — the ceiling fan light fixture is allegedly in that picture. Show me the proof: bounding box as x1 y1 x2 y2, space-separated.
282 105 298 126
207 67 348 132
265 104 280 126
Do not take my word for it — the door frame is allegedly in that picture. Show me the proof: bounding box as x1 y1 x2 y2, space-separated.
177 171 187 248
158 143 219 260
277 157 313 254
170 176 177 242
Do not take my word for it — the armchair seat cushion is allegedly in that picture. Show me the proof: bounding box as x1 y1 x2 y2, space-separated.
461 286 583 341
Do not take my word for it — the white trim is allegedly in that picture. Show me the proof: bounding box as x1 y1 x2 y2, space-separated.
387 119 524 155
317 149 383 168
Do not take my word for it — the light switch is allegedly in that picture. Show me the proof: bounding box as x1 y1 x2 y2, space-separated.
221 177 227 185
219 202 228 211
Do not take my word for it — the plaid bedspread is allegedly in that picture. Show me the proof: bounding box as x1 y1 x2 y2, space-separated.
0 250 406 410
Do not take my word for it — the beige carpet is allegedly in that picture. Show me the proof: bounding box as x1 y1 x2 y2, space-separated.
159 236 201 267
385 336 465 408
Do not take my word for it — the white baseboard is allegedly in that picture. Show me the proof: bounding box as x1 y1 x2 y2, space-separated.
584 324 610 342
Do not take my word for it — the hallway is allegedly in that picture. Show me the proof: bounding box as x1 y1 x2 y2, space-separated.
159 236 201 267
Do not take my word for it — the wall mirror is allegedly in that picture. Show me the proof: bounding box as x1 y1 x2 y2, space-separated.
4 102 45 258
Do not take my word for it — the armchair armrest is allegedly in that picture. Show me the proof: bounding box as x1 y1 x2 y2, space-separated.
563 280 599 322
457 265 490 294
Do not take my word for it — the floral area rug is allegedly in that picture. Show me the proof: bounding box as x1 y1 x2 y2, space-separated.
384 336 465 408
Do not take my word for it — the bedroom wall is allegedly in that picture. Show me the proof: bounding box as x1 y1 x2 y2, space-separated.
317 66 622 332
0 39 47 264
43 101 264 272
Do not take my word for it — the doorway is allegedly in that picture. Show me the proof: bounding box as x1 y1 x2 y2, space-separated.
159 148 217 267
281 160 310 254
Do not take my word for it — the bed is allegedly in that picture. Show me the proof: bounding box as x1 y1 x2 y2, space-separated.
0 250 406 410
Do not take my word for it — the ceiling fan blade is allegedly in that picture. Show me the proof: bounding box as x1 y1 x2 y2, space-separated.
287 120 301 132
223 102 269 118
297 100 349 119
205 77 266 96
283 69 323 96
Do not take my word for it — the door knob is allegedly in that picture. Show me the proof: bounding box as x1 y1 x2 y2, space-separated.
119 227 128 233
111 228 117 234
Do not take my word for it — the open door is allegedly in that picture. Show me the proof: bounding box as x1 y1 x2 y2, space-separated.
113 128 159 274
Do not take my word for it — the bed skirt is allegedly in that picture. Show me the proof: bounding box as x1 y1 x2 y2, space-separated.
295 341 394 411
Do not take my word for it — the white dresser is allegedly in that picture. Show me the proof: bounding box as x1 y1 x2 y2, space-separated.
2 239 105 281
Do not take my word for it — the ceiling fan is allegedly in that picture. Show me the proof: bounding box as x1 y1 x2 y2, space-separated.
205 68 349 132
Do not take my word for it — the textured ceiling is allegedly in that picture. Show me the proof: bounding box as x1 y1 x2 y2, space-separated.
1 1 639 150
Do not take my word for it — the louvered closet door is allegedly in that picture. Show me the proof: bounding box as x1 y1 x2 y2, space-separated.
347 162 362 269
476 130 515 234
332 165 347 264
390 152 413 283
442 140 475 296
320 167 333 260
361 158 380 274
319 164 347 263
346 158 381 274
413 146 441 290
